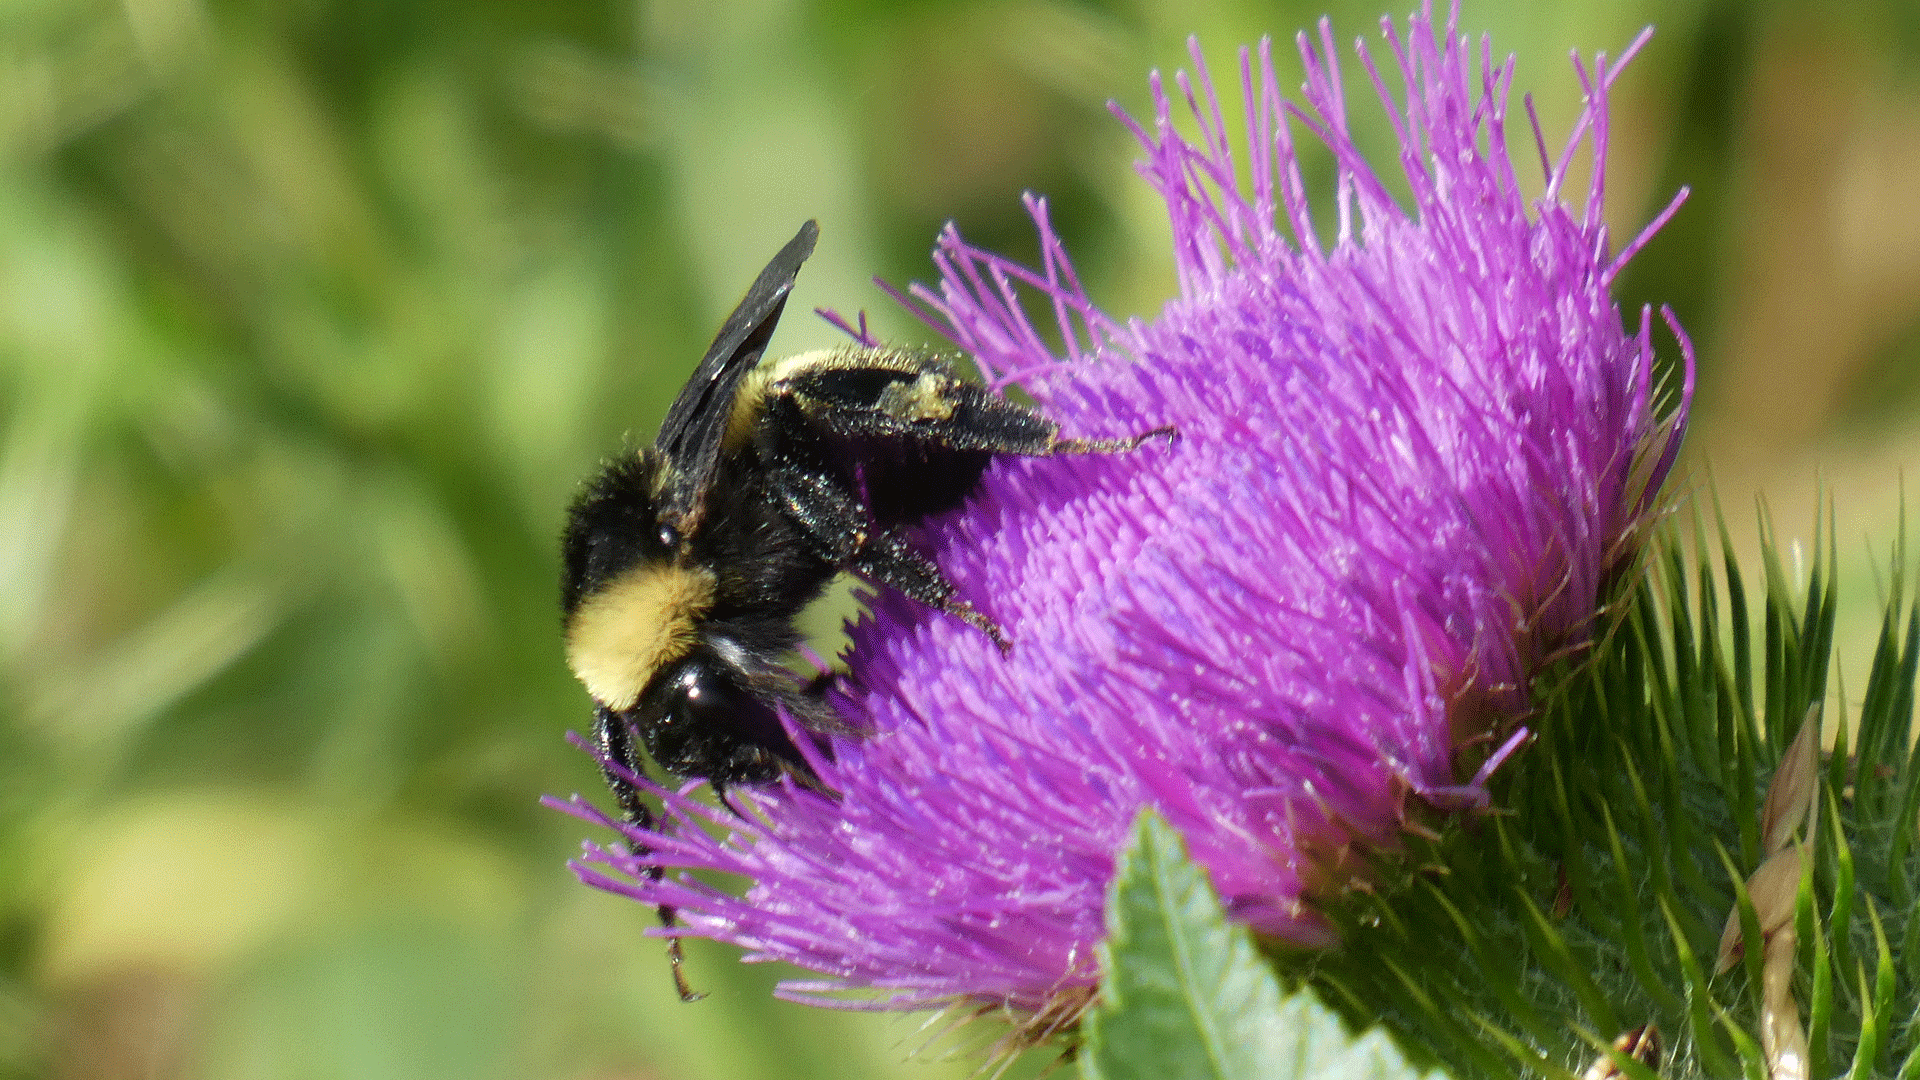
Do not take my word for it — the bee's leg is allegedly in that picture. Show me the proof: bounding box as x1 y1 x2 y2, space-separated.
767 466 867 560
594 706 707 1003
847 531 1010 652
710 779 745 819
769 465 1009 650
786 363 1176 459
1050 424 1178 456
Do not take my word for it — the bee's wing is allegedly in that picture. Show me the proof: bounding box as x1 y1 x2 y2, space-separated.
657 219 819 531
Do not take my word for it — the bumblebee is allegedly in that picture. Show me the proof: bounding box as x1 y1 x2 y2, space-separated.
560 220 1166 997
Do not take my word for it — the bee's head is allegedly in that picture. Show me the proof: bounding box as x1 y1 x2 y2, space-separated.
561 449 686 615
562 449 715 720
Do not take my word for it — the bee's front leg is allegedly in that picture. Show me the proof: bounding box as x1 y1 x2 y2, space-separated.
594 706 707 1003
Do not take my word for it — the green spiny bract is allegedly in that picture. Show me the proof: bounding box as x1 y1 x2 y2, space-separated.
1284 505 1920 1080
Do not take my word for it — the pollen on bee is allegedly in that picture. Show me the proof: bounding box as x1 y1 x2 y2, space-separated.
877 372 956 424
565 563 717 711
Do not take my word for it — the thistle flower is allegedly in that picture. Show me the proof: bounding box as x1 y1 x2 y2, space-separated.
557 0 1693 1017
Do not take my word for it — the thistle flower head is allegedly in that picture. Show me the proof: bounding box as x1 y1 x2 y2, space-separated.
558 0 1694 1016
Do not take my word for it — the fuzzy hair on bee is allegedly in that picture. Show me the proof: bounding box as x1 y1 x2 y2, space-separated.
559 219 1169 999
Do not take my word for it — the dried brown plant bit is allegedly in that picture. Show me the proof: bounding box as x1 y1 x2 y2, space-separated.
1580 1024 1661 1079
1716 846 1804 974
1551 863 1574 920
1760 928 1807 1080
1761 704 1821 856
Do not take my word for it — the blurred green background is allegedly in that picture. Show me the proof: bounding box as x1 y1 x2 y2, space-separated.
4 0 1920 1077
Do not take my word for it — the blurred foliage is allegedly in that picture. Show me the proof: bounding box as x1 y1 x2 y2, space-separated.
1 0 1918 1078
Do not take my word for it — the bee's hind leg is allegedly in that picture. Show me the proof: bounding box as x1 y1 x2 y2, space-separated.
1050 424 1178 455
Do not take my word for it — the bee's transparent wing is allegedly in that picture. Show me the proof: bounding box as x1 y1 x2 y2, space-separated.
657 219 819 530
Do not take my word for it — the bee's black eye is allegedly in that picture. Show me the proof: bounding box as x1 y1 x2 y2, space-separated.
639 649 793 777
670 657 781 741
659 524 681 550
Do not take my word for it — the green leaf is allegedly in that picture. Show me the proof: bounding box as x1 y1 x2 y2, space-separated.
1081 811 1442 1080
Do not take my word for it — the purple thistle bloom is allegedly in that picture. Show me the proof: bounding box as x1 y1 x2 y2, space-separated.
556 0 1694 1016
